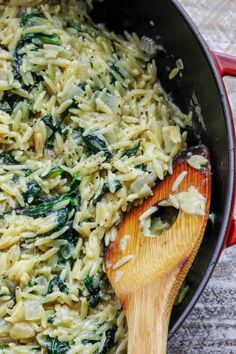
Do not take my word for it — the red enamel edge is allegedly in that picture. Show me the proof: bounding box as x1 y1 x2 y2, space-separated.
211 51 236 248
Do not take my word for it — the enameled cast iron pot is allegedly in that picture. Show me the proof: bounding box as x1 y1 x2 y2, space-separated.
92 0 236 336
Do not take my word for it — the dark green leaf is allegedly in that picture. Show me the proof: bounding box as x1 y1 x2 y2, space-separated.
23 168 34 176
43 166 65 179
84 275 100 295
0 44 7 50
82 339 98 345
42 114 61 149
32 345 41 351
135 163 147 172
23 182 41 203
92 180 122 206
18 199 68 218
89 293 100 308
59 99 77 122
78 82 86 91
0 91 22 112
82 134 111 158
56 208 70 229
20 11 44 27
121 141 140 158
109 63 125 84
0 343 6 350
58 254 75 269
13 33 61 82
100 326 117 354
69 176 80 193
84 275 101 307
42 114 54 129
47 276 68 295
0 101 11 113
59 228 79 247
46 336 70 354
47 316 55 324
0 152 18 165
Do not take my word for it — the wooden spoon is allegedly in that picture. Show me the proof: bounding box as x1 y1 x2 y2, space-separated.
105 145 211 354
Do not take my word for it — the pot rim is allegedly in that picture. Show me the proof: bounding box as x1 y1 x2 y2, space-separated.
169 0 236 337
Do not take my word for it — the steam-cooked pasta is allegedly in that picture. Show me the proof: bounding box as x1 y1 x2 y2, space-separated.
0 1 191 352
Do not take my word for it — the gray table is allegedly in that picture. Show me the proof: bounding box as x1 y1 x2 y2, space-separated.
168 1 236 353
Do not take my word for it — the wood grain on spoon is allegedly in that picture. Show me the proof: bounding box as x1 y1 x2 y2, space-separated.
105 145 211 354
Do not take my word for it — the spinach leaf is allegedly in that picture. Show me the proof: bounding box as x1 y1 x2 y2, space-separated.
92 180 122 206
58 254 75 269
84 276 100 295
69 176 80 193
82 134 111 159
89 293 100 308
0 343 6 351
42 100 77 149
13 35 32 81
43 166 65 179
47 276 68 295
24 182 41 203
101 326 117 354
59 228 79 247
47 316 55 324
20 11 44 27
46 336 70 354
0 91 22 113
78 82 86 91
19 33 61 47
109 63 125 84
57 229 79 269
32 345 41 351
0 101 11 113
42 114 61 149
23 168 34 176
135 163 147 172
121 141 140 158
84 275 101 308
56 208 70 230
82 339 98 345
0 152 18 165
19 198 71 219
13 33 61 82
60 99 77 122
0 43 7 50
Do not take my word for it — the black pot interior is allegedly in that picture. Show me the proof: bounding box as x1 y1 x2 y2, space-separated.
91 0 234 335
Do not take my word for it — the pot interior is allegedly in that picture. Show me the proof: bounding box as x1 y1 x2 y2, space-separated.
92 0 234 335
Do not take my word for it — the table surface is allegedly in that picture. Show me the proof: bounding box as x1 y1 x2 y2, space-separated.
168 1 236 353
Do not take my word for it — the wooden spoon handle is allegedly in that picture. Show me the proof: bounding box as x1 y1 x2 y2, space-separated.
125 269 180 354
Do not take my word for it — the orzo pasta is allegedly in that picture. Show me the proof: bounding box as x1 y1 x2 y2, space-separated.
0 0 191 353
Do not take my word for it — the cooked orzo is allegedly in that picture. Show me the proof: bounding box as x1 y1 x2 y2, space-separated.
0 0 192 352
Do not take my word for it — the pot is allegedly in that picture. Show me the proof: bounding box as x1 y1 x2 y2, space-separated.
92 0 236 335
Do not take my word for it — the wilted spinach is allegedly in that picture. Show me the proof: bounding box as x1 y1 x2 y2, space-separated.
92 180 122 206
0 152 18 165
101 326 117 354
13 33 61 82
0 101 11 113
84 275 101 308
82 133 111 159
46 336 70 354
20 11 44 27
121 141 140 158
23 182 41 204
47 276 68 295
42 114 61 149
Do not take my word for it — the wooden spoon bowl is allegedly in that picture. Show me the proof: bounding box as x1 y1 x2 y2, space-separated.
105 145 211 354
